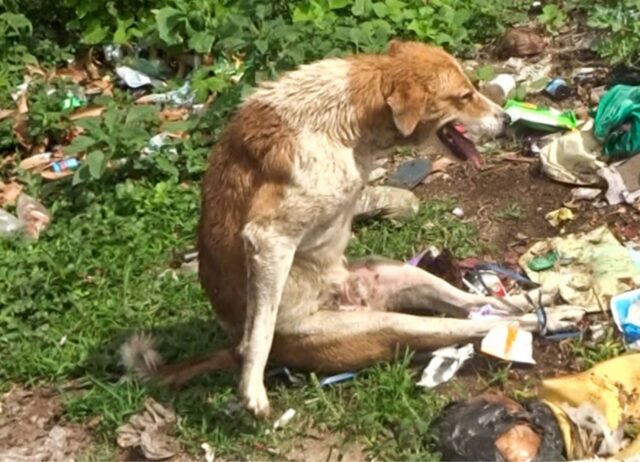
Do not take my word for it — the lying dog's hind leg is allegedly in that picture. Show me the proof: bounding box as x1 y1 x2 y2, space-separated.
271 308 583 373
347 257 557 316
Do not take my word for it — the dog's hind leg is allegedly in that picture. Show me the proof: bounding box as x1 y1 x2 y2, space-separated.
271 308 582 373
347 257 558 317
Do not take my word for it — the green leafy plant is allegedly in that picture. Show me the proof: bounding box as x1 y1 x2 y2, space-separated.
63 105 159 184
538 4 568 33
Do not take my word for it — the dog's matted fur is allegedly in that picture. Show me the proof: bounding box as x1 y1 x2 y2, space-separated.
123 40 583 418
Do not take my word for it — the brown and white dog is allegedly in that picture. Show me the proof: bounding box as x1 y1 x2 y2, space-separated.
123 40 581 418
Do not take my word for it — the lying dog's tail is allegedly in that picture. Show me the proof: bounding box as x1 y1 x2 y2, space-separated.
120 333 240 387
120 333 164 380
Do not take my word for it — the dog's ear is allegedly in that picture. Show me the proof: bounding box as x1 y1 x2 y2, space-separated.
386 80 426 136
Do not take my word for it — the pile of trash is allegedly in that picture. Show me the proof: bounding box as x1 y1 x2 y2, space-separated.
0 44 245 239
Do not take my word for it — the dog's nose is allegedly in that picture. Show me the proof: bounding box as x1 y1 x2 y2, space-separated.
502 111 511 126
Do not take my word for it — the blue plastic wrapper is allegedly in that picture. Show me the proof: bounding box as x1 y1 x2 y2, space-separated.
611 289 640 346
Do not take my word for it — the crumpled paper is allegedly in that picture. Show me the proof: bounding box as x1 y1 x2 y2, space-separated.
540 130 606 186
519 226 640 312
598 154 640 205
116 397 178 460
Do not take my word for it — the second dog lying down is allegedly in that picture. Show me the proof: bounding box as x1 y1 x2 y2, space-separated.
122 40 584 418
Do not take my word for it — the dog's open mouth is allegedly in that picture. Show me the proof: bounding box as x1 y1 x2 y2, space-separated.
437 122 483 169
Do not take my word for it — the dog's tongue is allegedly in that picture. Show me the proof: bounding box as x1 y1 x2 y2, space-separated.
437 122 483 169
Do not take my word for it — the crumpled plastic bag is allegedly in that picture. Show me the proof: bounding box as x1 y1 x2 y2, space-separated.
594 85 640 158
540 130 606 185
116 397 178 460
519 226 640 312
540 353 640 460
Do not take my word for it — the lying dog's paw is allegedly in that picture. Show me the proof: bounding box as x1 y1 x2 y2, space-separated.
239 379 271 419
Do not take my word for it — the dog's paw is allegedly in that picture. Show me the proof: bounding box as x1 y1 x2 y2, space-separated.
240 379 271 419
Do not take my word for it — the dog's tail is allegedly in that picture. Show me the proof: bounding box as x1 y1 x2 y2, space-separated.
120 333 164 380
120 333 240 387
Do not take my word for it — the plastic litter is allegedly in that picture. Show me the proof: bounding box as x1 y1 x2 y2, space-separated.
594 84 640 158
482 74 516 106
451 207 464 218
135 81 195 107
598 154 640 205
319 372 357 387
115 66 154 89
416 343 474 388
116 397 178 460
481 322 535 364
50 157 80 173
0 209 22 236
570 187 601 202
545 207 575 228
201 443 215 462
504 100 578 132
437 393 564 462
540 129 606 185
539 353 640 460
464 270 507 297
273 408 296 430
528 249 558 272
353 185 420 223
545 78 570 100
61 91 86 111
610 289 640 350
520 226 640 312
103 44 123 63
386 158 432 190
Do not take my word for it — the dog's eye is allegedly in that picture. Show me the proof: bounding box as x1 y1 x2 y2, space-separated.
459 92 473 102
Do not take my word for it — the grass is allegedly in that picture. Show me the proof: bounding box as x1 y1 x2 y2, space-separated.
495 202 525 221
0 172 482 460
0 169 627 459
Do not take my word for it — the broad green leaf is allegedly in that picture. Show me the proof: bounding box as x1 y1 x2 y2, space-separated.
476 64 495 82
125 106 157 125
65 135 97 155
372 2 389 17
114 18 134 45
0 13 32 35
329 0 349 9
154 156 179 177
72 164 91 186
155 7 186 46
86 150 107 179
81 23 108 45
188 31 215 54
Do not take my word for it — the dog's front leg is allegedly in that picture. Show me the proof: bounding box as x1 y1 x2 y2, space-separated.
238 223 298 418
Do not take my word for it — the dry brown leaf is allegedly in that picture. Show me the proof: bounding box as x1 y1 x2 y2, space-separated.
0 153 16 170
85 61 101 81
69 105 105 121
40 169 74 181
17 193 51 239
134 94 159 105
25 63 46 77
19 152 55 171
12 115 30 149
0 181 23 207
85 77 113 96
16 92 28 114
159 108 189 122
54 67 88 84
0 109 15 120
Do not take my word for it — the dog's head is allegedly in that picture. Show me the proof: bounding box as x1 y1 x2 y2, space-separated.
383 40 507 167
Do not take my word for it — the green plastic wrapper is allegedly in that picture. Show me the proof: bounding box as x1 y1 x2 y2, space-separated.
594 84 640 158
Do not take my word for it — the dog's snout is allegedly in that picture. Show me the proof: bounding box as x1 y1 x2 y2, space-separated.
502 111 511 126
